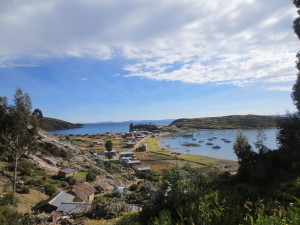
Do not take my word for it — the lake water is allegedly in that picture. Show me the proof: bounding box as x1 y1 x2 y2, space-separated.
158 128 278 160
48 120 173 135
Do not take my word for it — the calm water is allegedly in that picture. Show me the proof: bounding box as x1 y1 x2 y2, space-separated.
49 120 173 135
158 128 278 160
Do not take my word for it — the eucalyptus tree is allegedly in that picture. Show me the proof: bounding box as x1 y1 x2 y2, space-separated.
0 89 40 194
105 140 113 167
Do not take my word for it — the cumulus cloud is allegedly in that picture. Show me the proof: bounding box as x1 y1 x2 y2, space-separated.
0 0 298 87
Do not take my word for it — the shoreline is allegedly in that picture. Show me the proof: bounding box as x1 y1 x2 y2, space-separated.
141 134 238 171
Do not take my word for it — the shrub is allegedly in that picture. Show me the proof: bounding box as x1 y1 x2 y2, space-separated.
86 171 97 182
92 198 128 219
44 184 57 196
19 185 30 194
0 205 23 225
129 184 139 192
66 176 76 185
0 192 18 206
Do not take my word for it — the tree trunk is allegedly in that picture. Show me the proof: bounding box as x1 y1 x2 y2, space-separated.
12 154 18 194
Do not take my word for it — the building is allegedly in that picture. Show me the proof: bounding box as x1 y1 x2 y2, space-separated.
137 167 151 173
69 182 96 202
56 202 92 214
126 141 136 148
120 152 135 158
113 187 125 194
136 144 147 152
58 168 76 178
126 160 142 166
35 192 75 213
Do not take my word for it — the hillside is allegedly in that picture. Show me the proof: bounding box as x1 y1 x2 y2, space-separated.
41 117 83 131
169 115 279 130
0 129 130 213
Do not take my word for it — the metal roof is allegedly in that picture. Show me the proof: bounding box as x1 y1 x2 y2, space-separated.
120 152 134 155
60 168 75 174
137 167 151 171
56 202 92 214
113 187 125 193
49 192 75 208
127 160 141 164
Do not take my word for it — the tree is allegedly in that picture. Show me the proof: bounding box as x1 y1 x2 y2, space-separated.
292 1 300 111
32 108 43 127
105 140 113 167
255 128 270 155
234 131 257 175
0 89 40 195
129 123 134 132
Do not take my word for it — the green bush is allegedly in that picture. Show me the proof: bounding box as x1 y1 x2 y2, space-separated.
19 185 30 194
116 212 140 225
44 184 57 196
0 192 18 206
66 176 76 185
0 206 23 225
86 171 97 182
129 184 139 192
92 198 128 219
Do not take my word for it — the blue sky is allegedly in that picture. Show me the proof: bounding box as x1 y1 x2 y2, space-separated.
0 0 298 123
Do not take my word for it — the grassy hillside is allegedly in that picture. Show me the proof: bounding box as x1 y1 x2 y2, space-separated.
41 117 82 131
169 115 279 130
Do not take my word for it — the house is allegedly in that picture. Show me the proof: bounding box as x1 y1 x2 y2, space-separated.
126 142 136 148
120 152 135 158
104 150 118 156
136 144 147 152
35 191 75 213
124 132 134 138
56 202 92 214
126 160 142 166
113 187 125 194
59 168 76 178
137 167 151 173
69 182 96 202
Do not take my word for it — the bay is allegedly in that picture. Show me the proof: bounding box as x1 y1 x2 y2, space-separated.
158 128 278 160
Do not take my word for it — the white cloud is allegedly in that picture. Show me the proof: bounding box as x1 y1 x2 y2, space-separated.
263 85 293 92
0 0 298 87
80 77 89 81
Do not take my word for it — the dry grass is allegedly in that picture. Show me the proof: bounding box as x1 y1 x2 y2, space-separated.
16 188 49 213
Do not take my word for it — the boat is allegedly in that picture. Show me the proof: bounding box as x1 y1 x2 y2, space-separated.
212 145 221 149
183 133 193 138
207 138 214 141
198 140 205 143
206 142 213 145
192 138 197 141
224 140 231 143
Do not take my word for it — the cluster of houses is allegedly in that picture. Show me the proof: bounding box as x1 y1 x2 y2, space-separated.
36 165 155 223
54 130 159 141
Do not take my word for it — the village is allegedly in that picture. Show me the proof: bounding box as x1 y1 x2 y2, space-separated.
31 129 164 223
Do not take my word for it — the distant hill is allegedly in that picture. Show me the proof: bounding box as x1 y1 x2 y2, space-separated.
41 117 83 131
169 115 279 130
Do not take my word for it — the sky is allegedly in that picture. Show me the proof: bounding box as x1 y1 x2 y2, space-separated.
0 0 299 123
